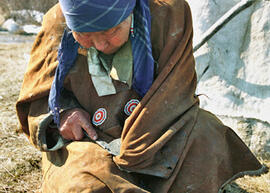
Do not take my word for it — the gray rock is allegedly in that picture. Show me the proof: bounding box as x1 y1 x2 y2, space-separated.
0 0 57 25
189 0 270 158
10 10 44 25
218 115 270 159
22 25 41 34
2 19 21 33
1 0 58 14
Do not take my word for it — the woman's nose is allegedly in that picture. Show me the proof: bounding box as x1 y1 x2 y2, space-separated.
92 39 108 52
83 40 93 49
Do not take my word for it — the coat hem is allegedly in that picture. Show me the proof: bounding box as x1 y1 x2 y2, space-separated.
218 164 269 193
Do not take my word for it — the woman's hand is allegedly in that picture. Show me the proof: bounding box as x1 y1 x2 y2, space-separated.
59 108 98 141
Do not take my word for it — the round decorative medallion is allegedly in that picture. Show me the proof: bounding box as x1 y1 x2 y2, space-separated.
124 99 140 116
92 108 107 126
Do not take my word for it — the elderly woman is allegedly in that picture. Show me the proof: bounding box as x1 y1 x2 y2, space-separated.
16 0 267 192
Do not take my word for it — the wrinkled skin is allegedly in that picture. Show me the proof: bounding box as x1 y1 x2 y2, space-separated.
72 14 132 54
59 108 97 141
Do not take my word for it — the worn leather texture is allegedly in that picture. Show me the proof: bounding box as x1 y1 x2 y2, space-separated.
16 0 266 192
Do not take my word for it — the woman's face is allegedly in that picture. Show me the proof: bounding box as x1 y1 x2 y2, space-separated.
72 15 132 54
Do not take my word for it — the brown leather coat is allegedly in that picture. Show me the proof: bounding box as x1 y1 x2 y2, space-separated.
16 0 267 192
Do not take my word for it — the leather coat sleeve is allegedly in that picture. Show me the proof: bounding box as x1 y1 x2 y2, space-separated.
28 90 81 151
15 4 69 151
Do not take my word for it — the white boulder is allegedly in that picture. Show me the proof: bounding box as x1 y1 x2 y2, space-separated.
189 0 270 158
2 19 21 33
22 25 41 34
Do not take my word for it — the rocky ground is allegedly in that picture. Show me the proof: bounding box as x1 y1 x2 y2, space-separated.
0 32 269 193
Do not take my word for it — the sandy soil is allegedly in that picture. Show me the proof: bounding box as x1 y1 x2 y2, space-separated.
0 32 41 193
0 32 269 193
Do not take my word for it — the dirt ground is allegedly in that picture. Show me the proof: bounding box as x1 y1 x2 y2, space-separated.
0 32 269 193
0 32 41 193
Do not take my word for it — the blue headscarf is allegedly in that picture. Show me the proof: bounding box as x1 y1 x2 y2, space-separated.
59 0 136 32
49 0 154 126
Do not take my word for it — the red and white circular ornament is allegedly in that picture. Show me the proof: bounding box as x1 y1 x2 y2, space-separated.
124 99 140 116
92 108 107 126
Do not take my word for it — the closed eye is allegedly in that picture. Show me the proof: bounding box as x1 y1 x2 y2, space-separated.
104 27 119 36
